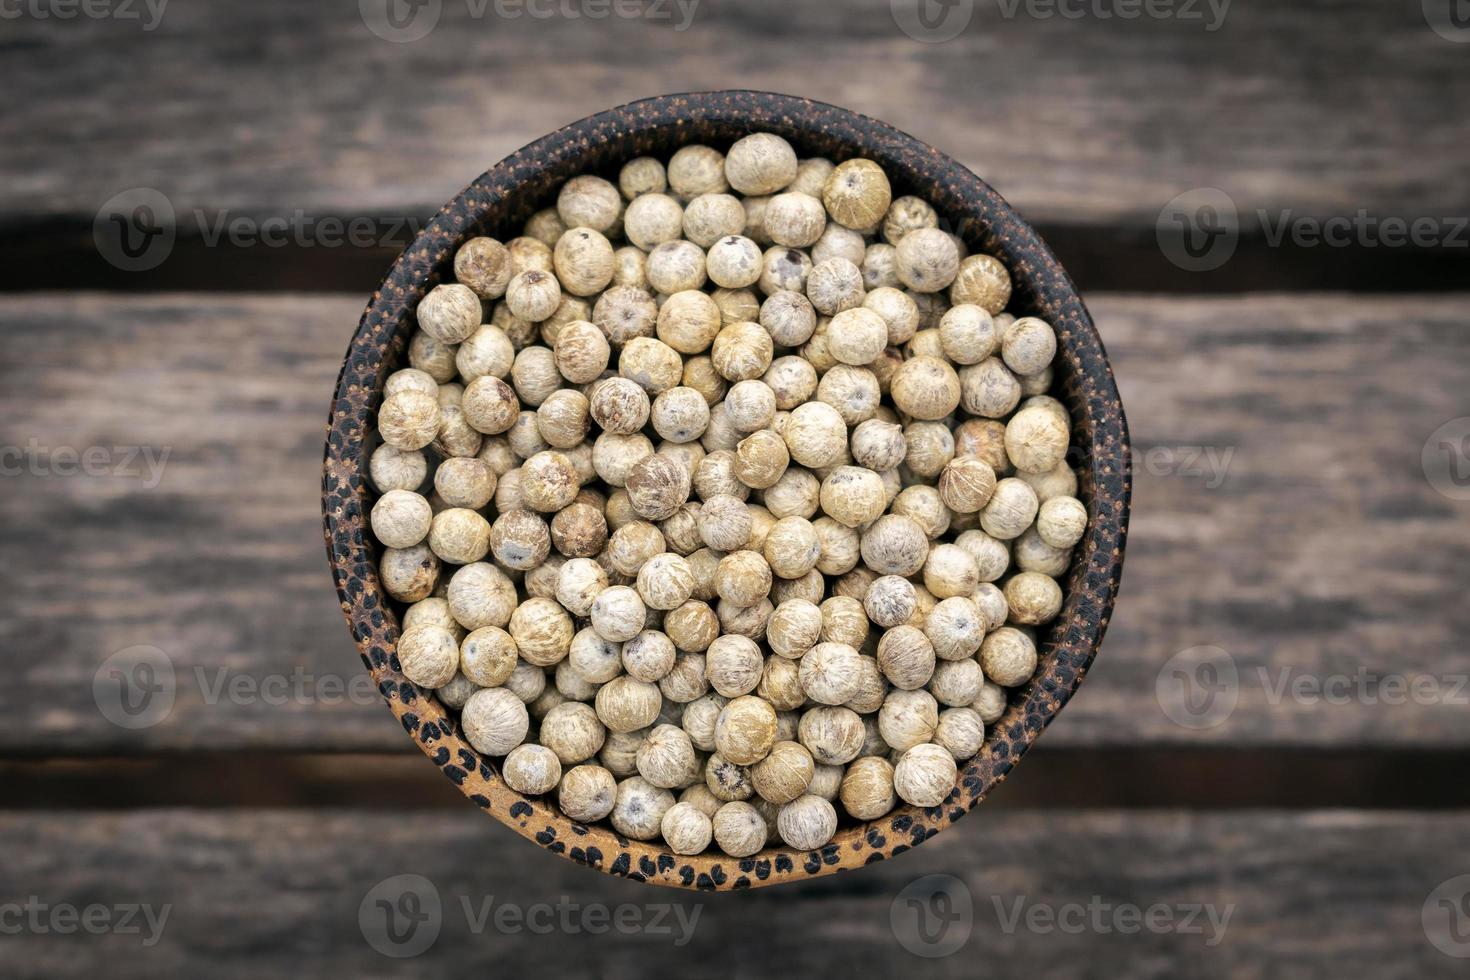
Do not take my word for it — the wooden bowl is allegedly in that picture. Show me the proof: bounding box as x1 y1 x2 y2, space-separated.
323 91 1130 890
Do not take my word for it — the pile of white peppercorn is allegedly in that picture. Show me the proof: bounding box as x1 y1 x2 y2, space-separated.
366 133 1088 858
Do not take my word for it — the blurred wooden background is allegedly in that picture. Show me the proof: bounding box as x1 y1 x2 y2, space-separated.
3 0 1469 976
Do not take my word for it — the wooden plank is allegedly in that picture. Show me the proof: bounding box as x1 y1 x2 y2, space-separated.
0 809 1466 976
2 292 1467 753
2 0 1466 229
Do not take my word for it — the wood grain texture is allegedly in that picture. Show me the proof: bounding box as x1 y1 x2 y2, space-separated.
2 292 1467 753
2 0 1466 229
0 809 1466 977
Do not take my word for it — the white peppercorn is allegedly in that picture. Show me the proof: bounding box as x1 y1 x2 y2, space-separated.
950 253 1012 313
929 658 984 707
980 477 1040 540
933 707 985 761
980 627 1039 687
893 743 957 807
823 159 891 232
923 543 980 599
559 763 618 823
661 801 714 855
462 687 530 757
503 659 548 704
818 466 887 528
776 794 837 851
797 705 865 765
540 701 607 765
636 723 699 789
461 375 520 435
879 689 939 751
711 801 766 857
1004 405 1070 475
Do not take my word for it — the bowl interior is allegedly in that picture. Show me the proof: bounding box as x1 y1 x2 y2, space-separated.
323 91 1130 890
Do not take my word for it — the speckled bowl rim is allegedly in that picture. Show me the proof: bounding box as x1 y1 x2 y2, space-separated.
323 90 1131 891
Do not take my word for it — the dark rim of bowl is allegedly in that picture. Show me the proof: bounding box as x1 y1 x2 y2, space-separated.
323 90 1131 891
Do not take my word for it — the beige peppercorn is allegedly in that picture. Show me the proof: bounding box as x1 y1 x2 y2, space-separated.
797 705 865 765
461 376 520 435
427 508 491 565
925 596 986 661
714 550 773 607
714 695 779 765
980 626 1039 688
705 752 755 802
446 562 516 630
379 390 443 451
776 794 837 850
647 240 708 294
981 477 1040 540
556 175 622 233
520 451 580 513
1004 406 1070 475
712 800 766 857
960 357 1022 419
876 625 937 691
934 707 985 761
623 192 685 250
462 687 530 757
922 543 980 599
417 284 482 345
929 658 984 707
950 253 1012 314
369 444 427 494
506 270 563 323
840 756 897 820
397 625 461 689
635 724 699 789
751 740 815 804
890 355 963 420
895 228 960 294
507 596 574 667
939 456 998 515
1037 495 1088 549
825 307 889 366
823 159 891 232
595 675 664 734
371 490 433 550
1004 571 1065 626
733 430 789 490
559 764 618 823
503 743 562 796
863 575 916 629
798 642 864 706
458 626 518 688
455 237 513 300
489 509 550 570
1001 316 1058 376
723 133 798 197
661 801 714 855
703 633 764 698
539 701 607 765
893 742 957 807
819 466 888 528
619 156 667 199
879 689 940 753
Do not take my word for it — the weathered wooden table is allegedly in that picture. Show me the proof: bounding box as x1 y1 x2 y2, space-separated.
3 2 1468 976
